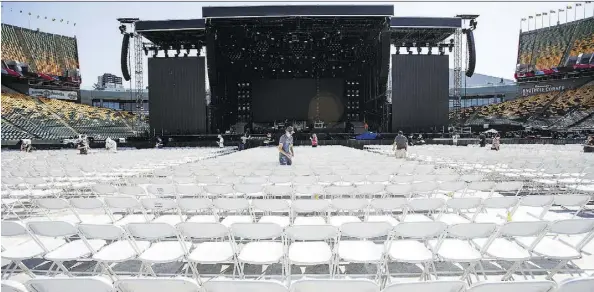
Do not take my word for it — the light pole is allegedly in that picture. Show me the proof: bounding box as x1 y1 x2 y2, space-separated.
528 15 534 30
558 8 564 24
576 3 582 19
566 5 572 22
520 18 526 32
587 1 593 18
550 10 556 26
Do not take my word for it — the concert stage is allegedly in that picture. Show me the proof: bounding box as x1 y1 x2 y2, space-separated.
129 5 466 136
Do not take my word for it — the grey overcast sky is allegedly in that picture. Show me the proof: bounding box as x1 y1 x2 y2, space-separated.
2 1 592 89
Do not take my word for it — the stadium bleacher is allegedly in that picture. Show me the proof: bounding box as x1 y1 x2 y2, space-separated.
1 23 79 78
457 81 594 128
1 93 140 140
516 17 594 76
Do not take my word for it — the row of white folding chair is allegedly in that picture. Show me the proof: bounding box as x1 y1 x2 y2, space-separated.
89 180 524 200
28 195 592 230
3 219 593 282
5 277 592 292
160 164 455 177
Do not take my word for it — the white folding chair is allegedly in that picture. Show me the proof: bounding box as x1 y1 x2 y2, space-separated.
205 185 236 198
367 174 391 185
291 279 379 292
472 197 519 224
196 175 219 186
140 197 185 224
266 185 293 199
213 198 253 227
27 220 107 275
1 221 64 278
381 280 466 292
146 184 176 197
231 222 285 278
78 223 150 280
367 198 407 226
465 181 495 199
252 199 291 227
115 278 200 292
411 182 439 198
69 197 121 224
473 221 549 280
385 184 412 198
293 176 318 187
557 277 594 292
329 198 367 227
432 222 498 281
286 225 339 280
391 175 414 185
292 199 330 225
235 184 265 198
387 222 447 280
176 222 234 279
125 222 191 276
319 175 341 186
439 198 482 225
294 184 325 199
336 222 392 280
402 198 445 222
26 277 115 292
356 184 386 197
516 219 594 279
202 280 287 292
337 175 367 186
177 197 215 223
325 186 356 199
118 185 147 197
466 280 555 292
540 195 591 221
175 184 204 197
269 176 292 186
1 280 28 292
104 196 153 225
493 181 523 197
243 176 269 185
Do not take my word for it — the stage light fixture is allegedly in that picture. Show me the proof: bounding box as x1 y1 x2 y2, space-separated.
118 25 126 34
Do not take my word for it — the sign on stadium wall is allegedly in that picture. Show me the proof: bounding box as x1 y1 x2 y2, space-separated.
29 88 78 100
521 84 565 97
519 78 590 97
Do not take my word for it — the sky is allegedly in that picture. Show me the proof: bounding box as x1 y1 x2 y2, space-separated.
2 1 593 89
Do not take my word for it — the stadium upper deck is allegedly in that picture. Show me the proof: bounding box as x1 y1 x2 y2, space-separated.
1 24 80 87
515 17 594 81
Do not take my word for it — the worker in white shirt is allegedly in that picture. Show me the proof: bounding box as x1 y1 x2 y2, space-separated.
20 138 32 152
105 137 117 152
217 134 224 148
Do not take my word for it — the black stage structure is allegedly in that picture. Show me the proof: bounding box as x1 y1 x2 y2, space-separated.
130 5 473 137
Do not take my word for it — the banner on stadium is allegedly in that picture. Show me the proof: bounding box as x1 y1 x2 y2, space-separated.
521 84 565 97
29 88 78 100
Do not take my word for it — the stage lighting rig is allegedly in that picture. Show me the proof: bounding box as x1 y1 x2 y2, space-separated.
118 25 127 35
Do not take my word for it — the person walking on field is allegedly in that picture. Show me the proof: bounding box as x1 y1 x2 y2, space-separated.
278 126 295 165
393 131 408 159
310 133 318 148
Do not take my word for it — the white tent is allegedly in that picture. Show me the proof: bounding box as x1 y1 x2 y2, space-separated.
484 129 498 134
